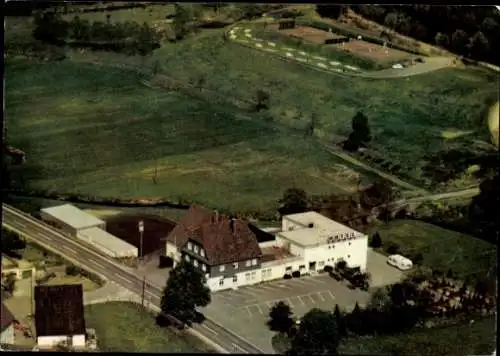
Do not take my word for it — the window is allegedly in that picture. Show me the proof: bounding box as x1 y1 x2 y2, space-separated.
245 260 251 267
233 262 239 269
194 245 199 254
185 255 190 261
187 242 193 250
219 278 224 286
193 259 199 267
348 242 352 246
318 261 325 267
328 245 331 249
233 275 238 283
286 266 292 272
200 249 205 257
246 272 251 281
202 264 206 271
348 254 351 258
219 264 225 272
351 232 355 237
252 258 258 266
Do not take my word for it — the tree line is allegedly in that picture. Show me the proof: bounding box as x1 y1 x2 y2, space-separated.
318 5 500 66
33 11 160 56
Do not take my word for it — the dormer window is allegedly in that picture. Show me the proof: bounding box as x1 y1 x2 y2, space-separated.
194 245 199 254
200 249 205 257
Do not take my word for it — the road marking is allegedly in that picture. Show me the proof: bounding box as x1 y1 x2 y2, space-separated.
146 290 160 299
256 305 264 315
37 233 53 241
259 284 282 291
297 296 305 306
238 289 262 298
318 292 325 302
245 306 252 317
274 283 293 290
61 245 77 254
327 290 335 300
89 258 106 269
202 324 219 335
232 343 246 353
116 274 129 283
287 298 294 307
306 294 315 303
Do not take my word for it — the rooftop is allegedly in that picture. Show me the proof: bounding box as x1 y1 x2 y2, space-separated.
41 204 105 230
281 211 364 247
34 284 86 337
261 246 294 263
78 227 137 256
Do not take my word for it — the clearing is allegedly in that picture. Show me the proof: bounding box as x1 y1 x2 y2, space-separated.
366 220 497 278
340 315 496 356
84 301 213 353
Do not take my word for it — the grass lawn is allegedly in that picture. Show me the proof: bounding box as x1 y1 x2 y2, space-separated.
84 302 212 353
5 58 382 215
366 220 497 278
151 33 497 190
42 275 99 292
340 315 496 356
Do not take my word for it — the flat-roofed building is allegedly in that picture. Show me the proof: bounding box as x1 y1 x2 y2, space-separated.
77 227 138 258
40 204 106 237
279 211 368 273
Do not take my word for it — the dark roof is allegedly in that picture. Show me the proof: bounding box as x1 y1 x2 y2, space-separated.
34 284 86 337
166 205 262 265
1 304 16 331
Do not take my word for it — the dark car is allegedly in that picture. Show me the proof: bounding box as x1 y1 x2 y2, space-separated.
415 57 425 63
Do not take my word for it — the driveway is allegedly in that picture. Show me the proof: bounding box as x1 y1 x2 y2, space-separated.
366 248 406 287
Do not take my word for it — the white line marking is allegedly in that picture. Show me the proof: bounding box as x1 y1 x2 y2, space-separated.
297 296 305 306
318 292 325 302
232 343 246 352
245 306 252 317
37 233 53 241
116 274 129 283
256 305 264 315
287 298 294 307
202 324 219 335
61 245 77 254
89 258 106 269
146 290 160 299
274 283 293 290
307 295 315 303
327 290 335 300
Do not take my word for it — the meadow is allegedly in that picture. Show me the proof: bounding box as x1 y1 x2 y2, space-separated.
5 16 498 215
366 220 497 279
6 59 380 215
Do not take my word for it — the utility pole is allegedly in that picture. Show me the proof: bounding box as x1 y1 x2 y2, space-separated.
138 220 144 260
141 276 146 308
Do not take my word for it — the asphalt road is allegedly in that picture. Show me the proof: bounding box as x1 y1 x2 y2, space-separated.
2 204 264 354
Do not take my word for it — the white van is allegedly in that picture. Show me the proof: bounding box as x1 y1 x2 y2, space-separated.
387 254 413 271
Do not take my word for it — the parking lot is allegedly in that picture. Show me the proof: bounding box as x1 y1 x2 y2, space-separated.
201 249 405 353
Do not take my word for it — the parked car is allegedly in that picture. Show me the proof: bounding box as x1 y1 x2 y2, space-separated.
392 63 404 69
387 254 413 271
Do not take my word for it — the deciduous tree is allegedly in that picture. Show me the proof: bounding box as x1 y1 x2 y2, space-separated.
267 301 294 333
279 188 308 216
290 309 341 355
160 260 211 324
369 231 382 248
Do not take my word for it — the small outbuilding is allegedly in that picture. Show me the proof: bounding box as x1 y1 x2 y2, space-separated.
78 227 138 258
40 204 106 237
34 284 86 349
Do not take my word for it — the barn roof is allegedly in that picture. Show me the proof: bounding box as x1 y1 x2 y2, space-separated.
41 204 104 230
34 284 86 337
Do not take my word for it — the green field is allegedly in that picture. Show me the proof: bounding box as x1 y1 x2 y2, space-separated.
340 315 496 356
367 220 497 278
84 302 212 353
5 18 498 213
6 58 381 215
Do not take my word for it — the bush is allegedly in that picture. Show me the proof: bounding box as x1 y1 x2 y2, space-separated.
369 232 382 248
386 242 400 255
292 271 301 278
65 265 80 276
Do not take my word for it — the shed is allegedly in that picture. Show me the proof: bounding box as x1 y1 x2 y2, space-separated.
34 284 86 349
77 227 138 258
40 204 106 237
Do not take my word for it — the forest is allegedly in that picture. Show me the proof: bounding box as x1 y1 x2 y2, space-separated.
318 5 500 66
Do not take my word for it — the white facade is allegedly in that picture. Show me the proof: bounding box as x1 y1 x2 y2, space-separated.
77 227 138 258
1 324 14 345
37 334 85 348
206 268 262 292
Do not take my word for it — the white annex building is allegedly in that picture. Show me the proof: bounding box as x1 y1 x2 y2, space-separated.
40 204 138 258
